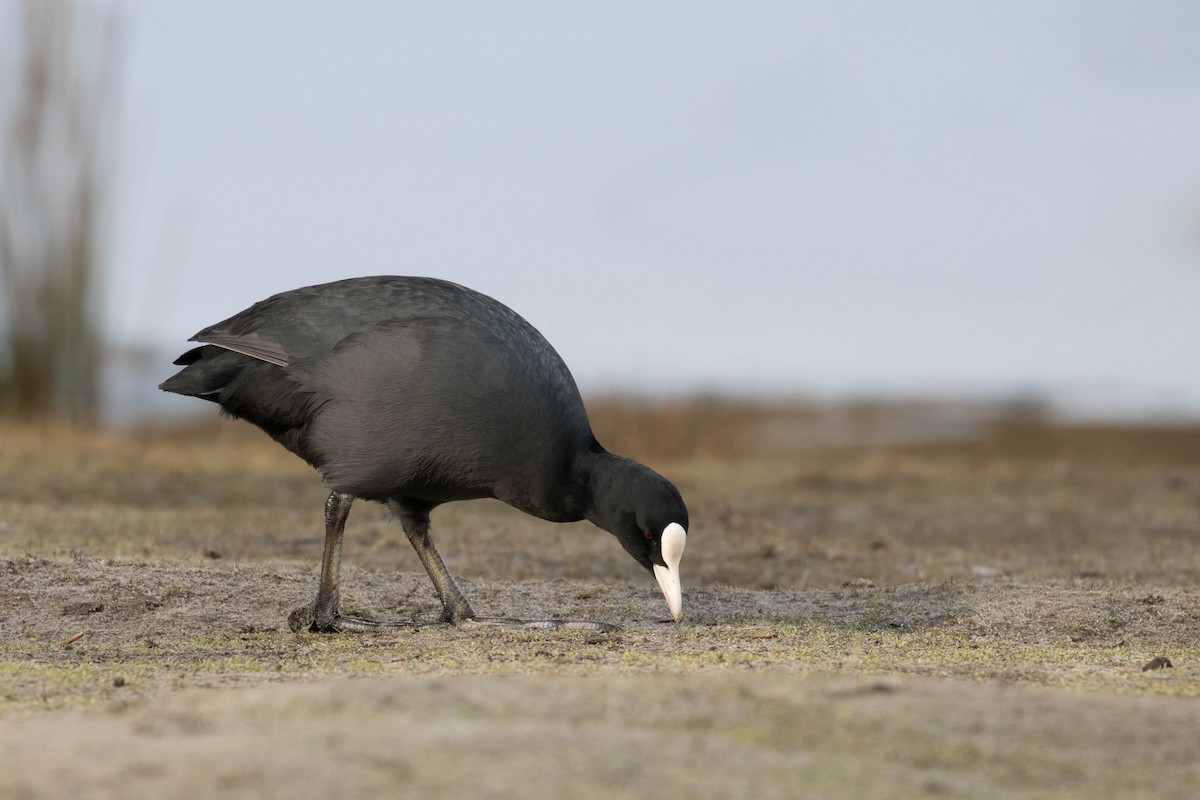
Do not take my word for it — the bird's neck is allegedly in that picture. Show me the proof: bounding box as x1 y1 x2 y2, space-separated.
582 450 647 536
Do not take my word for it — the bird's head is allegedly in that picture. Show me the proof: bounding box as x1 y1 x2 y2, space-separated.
621 520 687 623
591 457 689 622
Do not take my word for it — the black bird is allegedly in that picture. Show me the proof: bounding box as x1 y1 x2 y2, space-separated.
160 276 689 631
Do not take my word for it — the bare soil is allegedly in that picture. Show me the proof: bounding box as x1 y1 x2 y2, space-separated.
1 407 1199 798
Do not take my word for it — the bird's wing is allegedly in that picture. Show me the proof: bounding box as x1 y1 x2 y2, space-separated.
185 276 533 372
192 331 291 367
187 287 355 367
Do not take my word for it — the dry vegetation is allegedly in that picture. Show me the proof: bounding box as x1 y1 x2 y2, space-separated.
2 400 1199 798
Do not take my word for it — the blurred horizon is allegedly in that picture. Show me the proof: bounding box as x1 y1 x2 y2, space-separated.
5 1 1200 424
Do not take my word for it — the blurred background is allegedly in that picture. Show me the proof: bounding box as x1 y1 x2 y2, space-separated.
2 0 1198 428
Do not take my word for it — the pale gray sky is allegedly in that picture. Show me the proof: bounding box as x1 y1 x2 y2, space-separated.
100 1 1200 417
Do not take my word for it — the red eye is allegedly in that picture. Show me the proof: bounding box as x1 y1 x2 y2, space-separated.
642 530 652 540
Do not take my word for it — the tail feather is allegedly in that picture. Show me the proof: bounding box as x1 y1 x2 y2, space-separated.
159 345 244 400
159 346 323 468
171 345 207 366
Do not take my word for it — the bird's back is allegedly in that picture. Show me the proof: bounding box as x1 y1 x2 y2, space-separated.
162 277 596 515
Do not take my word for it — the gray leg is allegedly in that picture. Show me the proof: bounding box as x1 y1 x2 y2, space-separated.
389 501 476 624
289 491 385 632
289 493 617 633
389 500 617 632
315 490 352 621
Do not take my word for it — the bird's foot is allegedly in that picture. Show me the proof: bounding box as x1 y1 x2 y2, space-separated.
286 602 618 634
287 603 423 633
462 616 620 633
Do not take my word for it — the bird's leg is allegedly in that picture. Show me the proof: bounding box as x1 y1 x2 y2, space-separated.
292 495 616 632
389 502 618 632
390 501 477 624
313 490 352 627
386 501 475 623
289 491 390 632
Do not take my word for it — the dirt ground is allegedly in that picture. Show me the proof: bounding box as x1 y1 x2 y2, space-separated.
1 404 1199 798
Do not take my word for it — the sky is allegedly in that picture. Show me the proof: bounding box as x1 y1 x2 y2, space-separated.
79 2 1200 417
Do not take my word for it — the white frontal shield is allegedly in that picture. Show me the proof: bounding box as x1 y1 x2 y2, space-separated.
652 522 687 622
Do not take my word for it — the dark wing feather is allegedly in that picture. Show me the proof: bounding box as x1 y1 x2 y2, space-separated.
191 331 290 367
